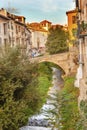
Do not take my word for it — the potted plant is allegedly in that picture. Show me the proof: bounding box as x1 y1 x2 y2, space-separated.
80 21 87 34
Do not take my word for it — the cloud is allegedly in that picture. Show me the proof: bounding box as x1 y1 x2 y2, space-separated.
40 0 58 12
58 0 75 10
0 0 75 13
34 0 75 13
0 0 75 24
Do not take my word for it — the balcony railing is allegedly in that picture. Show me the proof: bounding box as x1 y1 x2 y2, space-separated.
77 21 87 38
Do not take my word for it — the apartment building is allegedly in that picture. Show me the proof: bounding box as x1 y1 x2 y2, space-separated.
51 24 68 31
0 8 31 54
27 20 68 56
75 0 87 101
28 22 48 49
0 14 9 46
27 20 51 54
40 20 52 31
66 10 77 42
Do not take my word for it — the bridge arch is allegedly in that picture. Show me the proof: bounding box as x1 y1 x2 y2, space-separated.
35 53 70 75
38 60 65 75
31 52 76 76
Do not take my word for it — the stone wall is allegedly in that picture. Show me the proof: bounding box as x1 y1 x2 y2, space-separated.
32 51 78 76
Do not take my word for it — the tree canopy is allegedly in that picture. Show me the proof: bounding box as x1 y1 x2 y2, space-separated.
0 47 40 130
0 47 54 130
45 27 69 54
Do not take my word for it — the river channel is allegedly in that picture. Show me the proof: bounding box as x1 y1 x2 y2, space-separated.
20 68 64 130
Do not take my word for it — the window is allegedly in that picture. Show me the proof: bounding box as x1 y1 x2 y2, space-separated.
8 22 10 29
22 38 24 44
3 23 7 35
11 22 13 30
16 25 18 33
37 37 40 48
19 26 20 32
72 16 77 24
9 35 11 43
72 28 77 37
4 39 7 47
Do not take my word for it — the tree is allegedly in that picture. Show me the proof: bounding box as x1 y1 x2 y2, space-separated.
0 47 40 130
6 7 19 14
5 1 19 14
45 27 69 54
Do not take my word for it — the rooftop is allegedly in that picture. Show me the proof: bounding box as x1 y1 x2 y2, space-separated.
40 20 52 24
66 9 77 15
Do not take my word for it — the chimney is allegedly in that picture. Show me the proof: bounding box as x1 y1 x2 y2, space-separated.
0 8 7 16
76 0 79 8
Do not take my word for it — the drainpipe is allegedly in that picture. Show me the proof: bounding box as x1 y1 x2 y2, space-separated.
79 38 83 78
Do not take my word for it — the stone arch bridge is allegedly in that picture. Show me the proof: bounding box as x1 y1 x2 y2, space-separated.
31 52 78 76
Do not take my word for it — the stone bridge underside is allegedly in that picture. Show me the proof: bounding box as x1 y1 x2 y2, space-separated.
31 52 77 76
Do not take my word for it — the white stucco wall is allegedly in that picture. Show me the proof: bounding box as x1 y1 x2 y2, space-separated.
31 30 48 49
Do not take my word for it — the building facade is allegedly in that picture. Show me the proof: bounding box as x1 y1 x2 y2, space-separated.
27 20 67 56
27 20 51 48
0 8 31 54
0 14 9 46
28 22 48 49
66 10 77 42
40 20 52 31
75 0 87 101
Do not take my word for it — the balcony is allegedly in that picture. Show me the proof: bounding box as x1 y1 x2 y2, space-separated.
79 21 87 38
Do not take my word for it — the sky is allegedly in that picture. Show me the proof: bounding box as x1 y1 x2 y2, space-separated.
0 0 75 25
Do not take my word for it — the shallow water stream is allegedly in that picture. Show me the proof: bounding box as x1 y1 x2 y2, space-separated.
20 68 64 130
